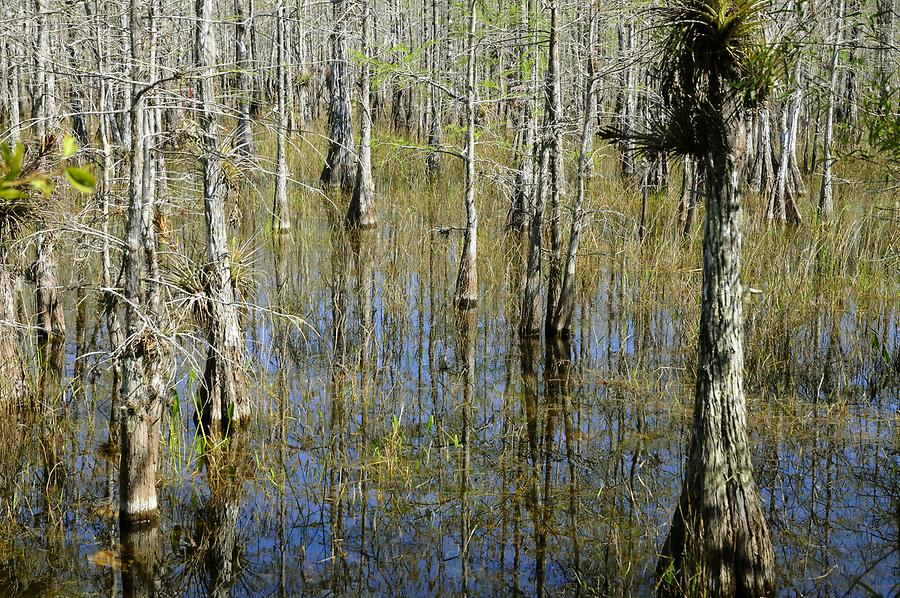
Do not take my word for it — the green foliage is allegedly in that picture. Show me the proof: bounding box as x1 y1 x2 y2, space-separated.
605 0 783 157
863 84 900 167
0 135 96 235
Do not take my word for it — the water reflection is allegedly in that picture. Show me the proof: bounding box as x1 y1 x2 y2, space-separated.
0 198 895 597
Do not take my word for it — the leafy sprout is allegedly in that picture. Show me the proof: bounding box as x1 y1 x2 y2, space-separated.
0 135 97 237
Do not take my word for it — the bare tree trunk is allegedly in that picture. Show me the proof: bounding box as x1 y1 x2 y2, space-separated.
32 0 65 350
819 0 844 220
773 62 805 224
0 243 26 406
519 140 546 337
543 0 564 332
320 0 356 191
34 229 65 348
454 0 477 309
196 0 249 432
120 0 159 526
424 0 443 178
658 91 775 596
678 156 701 237
233 0 254 157
749 108 776 201
506 0 534 231
549 16 596 336
273 0 290 232
347 0 377 229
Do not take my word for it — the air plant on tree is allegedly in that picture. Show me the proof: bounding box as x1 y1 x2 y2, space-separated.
603 0 781 595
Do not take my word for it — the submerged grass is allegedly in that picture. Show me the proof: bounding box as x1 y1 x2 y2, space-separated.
0 117 896 596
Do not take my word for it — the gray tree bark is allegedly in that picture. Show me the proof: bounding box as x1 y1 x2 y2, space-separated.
233 0 255 157
453 0 478 309
549 19 596 336
347 0 377 229
658 88 775 596
543 0 564 332
506 0 535 231
196 0 249 432
320 0 356 191
273 0 291 232
819 0 844 220
119 0 160 526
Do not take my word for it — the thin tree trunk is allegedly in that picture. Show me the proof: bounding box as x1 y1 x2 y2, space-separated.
234 0 254 157
819 0 844 220
120 0 159 526
519 140 546 337
347 0 376 229
505 0 534 231
424 0 443 178
320 0 356 191
273 0 290 232
196 0 249 432
454 0 478 309
543 0 564 331
549 22 596 336
0 243 26 406
773 62 805 224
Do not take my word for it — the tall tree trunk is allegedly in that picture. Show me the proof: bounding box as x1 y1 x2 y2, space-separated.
819 0 844 220
505 0 534 231
119 0 159 526
749 108 776 201
657 94 775 596
424 0 443 178
320 0 356 191
273 0 290 232
520 141 547 337
773 62 805 224
549 18 596 336
454 0 478 309
347 0 377 229
0 242 26 406
196 0 249 432
233 0 254 157
678 156 701 237
33 0 65 350
543 0 564 331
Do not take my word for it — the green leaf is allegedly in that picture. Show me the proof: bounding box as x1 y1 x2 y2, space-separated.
1 142 23 181
62 135 77 159
64 166 96 194
0 188 27 200
29 178 53 197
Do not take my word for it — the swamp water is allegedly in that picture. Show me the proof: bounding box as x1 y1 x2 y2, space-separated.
0 173 897 597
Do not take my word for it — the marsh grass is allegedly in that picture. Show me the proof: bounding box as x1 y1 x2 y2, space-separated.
0 117 896 595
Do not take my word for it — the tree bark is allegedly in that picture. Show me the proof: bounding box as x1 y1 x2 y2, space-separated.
454 0 478 309
273 0 291 232
549 23 596 336
347 0 377 229
233 0 255 157
120 0 159 526
506 0 535 232
543 0 564 331
0 243 26 406
519 140 546 337
773 62 805 224
424 0 443 178
819 0 844 221
196 0 249 432
657 94 775 596
320 0 356 191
